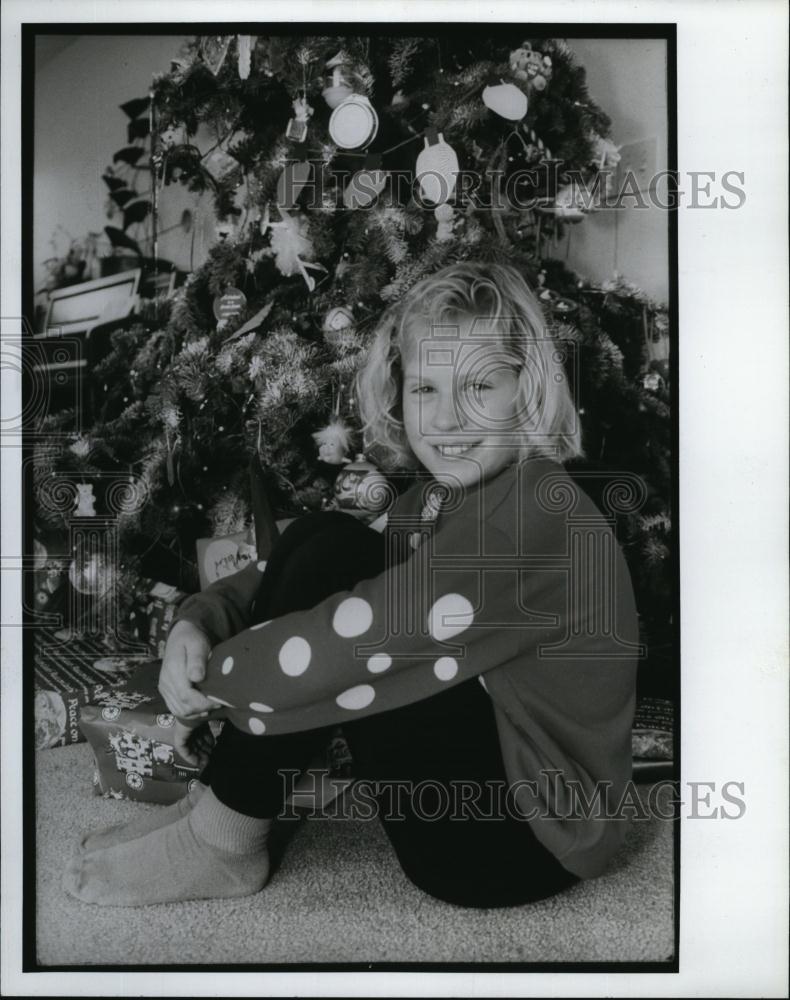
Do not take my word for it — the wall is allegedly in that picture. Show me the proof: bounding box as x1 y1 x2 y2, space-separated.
564 38 669 302
33 34 216 302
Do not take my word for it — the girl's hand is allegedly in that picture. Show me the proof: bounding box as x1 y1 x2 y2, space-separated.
173 718 215 769
159 619 215 719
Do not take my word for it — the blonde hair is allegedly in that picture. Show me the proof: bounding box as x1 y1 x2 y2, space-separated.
356 261 583 470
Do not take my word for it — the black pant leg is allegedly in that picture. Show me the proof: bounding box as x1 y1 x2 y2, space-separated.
342 679 580 908
202 513 389 818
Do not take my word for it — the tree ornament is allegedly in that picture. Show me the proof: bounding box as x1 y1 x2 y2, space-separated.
68 533 115 597
213 287 247 323
415 130 459 206
522 127 552 162
263 209 326 291
434 203 455 242
322 51 354 109
285 95 314 144
538 287 578 317
591 133 622 171
203 143 238 182
389 89 409 110
482 81 528 121
323 305 355 344
33 538 67 614
334 454 391 513
552 183 589 222
200 35 233 76
329 94 379 150
73 483 96 517
343 155 387 209
69 550 114 596
237 35 253 79
312 418 353 464
510 42 553 91
159 122 187 149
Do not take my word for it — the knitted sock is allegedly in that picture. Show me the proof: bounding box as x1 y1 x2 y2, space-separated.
79 781 207 852
63 790 271 907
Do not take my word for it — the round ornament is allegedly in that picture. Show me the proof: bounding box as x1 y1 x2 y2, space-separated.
415 132 459 206
482 82 528 121
334 454 391 513
69 549 115 596
212 287 248 322
329 94 379 150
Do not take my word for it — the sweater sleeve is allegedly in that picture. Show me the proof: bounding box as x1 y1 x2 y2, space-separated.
171 561 264 646
195 508 566 737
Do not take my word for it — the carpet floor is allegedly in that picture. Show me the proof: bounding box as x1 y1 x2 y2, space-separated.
35 744 675 966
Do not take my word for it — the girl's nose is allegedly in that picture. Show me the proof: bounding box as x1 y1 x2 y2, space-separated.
430 392 461 432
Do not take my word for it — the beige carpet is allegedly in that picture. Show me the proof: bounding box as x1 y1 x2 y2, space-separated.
35 744 675 966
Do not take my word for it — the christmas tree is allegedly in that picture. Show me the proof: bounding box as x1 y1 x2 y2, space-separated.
34 32 672 687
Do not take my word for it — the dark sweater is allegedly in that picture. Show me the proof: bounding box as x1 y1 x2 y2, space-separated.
173 457 640 878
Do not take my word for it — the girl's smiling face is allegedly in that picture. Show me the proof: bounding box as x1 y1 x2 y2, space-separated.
401 313 524 490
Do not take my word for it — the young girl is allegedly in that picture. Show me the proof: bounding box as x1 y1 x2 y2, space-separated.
66 261 640 909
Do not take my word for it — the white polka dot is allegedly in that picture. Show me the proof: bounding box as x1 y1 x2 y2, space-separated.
409 532 422 550
249 701 274 713
332 597 373 637
336 684 376 710
207 694 235 707
434 657 459 681
256 561 267 572
221 656 234 675
250 619 271 631
367 653 392 674
248 717 266 735
428 593 475 641
279 636 311 676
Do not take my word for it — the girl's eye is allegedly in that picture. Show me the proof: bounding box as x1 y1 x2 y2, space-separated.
468 382 491 392
410 385 434 395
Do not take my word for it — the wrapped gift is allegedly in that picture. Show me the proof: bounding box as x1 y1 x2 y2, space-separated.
195 529 258 590
145 581 188 658
34 630 141 749
631 696 674 760
631 696 675 781
79 660 203 804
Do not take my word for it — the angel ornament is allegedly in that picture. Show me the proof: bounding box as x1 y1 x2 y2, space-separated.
260 202 327 291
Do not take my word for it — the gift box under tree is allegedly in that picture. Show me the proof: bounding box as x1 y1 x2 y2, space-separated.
79 660 204 803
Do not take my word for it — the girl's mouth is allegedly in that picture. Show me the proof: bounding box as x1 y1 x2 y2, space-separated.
436 442 480 457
